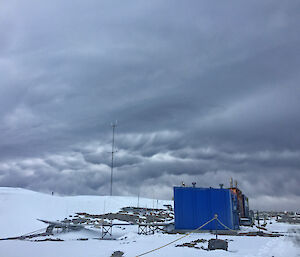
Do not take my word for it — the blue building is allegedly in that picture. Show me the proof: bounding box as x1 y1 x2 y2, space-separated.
174 187 239 230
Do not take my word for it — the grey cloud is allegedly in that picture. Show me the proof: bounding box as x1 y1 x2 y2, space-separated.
0 0 299 210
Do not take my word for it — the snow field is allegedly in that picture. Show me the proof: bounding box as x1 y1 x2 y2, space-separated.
0 187 299 257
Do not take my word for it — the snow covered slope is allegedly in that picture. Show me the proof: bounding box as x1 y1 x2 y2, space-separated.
0 187 171 238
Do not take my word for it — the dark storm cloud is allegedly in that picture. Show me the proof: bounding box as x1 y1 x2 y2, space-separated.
0 0 300 211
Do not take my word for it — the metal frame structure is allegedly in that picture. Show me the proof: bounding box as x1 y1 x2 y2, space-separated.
138 223 170 235
101 224 113 238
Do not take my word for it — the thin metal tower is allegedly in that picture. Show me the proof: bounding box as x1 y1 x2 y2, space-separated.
110 121 117 196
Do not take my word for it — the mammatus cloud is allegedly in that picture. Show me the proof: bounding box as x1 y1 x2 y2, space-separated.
0 133 299 211
0 0 299 211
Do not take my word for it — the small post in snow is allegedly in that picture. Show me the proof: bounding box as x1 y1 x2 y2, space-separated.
215 214 218 239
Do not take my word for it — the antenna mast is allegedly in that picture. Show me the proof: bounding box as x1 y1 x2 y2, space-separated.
110 121 117 196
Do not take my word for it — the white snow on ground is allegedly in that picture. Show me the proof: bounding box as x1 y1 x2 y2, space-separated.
0 187 299 257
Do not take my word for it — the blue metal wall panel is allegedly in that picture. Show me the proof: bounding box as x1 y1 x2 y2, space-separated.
174 187 239 230
231 193 240 230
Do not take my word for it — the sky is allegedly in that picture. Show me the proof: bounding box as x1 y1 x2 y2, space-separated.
0 0 299 211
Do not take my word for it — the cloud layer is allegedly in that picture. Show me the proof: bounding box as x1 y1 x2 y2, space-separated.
0 0 300 211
